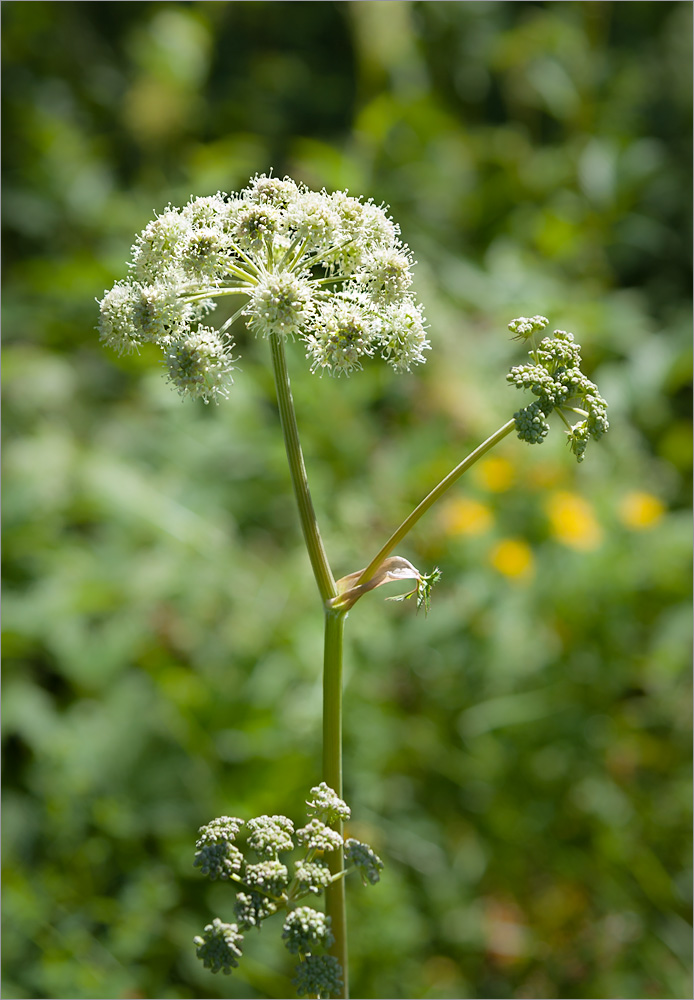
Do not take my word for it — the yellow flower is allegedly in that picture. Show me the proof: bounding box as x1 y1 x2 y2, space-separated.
526 462 565 490
440 497 493 536
618 491 665 530
546 491 602 550
489 538 535 579
475 455 515 492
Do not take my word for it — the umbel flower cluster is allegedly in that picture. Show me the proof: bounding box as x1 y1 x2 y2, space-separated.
193 783 382 998
507 315 609 462
98 174 429 401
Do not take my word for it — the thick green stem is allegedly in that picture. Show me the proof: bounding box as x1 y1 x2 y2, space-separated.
323 608 348 998
269 334 337 604
357 418 517 587
269 334 348 995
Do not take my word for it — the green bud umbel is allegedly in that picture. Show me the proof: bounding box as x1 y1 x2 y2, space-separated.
507 322 609 462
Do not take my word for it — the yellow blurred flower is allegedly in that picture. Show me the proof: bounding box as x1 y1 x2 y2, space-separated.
546 491 602 550
475 455 515 492
489 538 535 579
618 491 665 530
441 496 493 536
526 462 565 490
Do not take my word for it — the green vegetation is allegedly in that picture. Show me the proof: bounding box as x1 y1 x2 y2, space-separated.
2 3 691 999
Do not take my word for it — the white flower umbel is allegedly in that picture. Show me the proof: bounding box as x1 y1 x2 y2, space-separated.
98 174 429 401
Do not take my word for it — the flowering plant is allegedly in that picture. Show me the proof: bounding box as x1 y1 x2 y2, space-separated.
99 175 608 999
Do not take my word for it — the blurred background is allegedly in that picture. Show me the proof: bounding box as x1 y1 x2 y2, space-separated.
2 2 691 998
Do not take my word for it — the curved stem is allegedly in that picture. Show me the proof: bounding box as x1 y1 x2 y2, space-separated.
357 418 516 587
323 608 348 998
269 334 337 604
556 407 574 431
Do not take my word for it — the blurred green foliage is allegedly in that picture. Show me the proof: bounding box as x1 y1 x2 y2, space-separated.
2 2 691 998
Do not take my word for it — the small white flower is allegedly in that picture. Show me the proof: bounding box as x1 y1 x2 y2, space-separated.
326 191 396 274
164 327 236 403
378 299 430 372
246 271 314 340
359 246 413 303
244 173 300 209
179 227 230 282
306 294 377 376
131 210 190 282
359 199 399 248
182 193 229 228
286 190 341 255
234 203 282 250
98 282 143 354
137 280 191 345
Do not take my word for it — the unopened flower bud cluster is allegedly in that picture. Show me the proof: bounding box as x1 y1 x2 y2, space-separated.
98 174 429 402
506 317 609 462
193 782 382 997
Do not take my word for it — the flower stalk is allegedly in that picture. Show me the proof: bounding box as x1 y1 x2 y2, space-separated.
322 608 348 999
269 332 337 605
269 330 348 994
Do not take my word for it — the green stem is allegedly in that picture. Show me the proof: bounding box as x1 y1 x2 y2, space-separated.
357 418 516 587
268 334 348 995
183 286 252 306
269 334 337 605
556 407 574 431
323 608 348 999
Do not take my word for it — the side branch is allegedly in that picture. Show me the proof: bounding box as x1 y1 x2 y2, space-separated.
357 419 516 588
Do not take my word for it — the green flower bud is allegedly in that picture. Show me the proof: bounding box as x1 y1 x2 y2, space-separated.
282 906 334 955
194 816 245 880
246 814 295 857
234 891 278 929
293 859 333 895
306 783 351 825
508 315 549 340
243 859 290 896
292 954 343 998
296 819 343 852
194 918 243 975
344 838 384 885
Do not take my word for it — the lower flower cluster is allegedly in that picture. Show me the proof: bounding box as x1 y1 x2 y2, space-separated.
193 782 383 998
